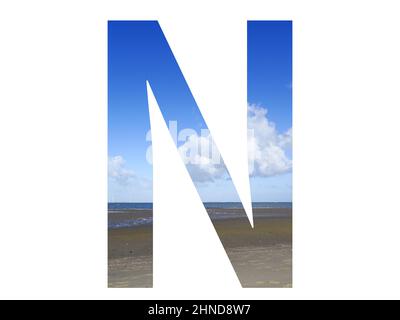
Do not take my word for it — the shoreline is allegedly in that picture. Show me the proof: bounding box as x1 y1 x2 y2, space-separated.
108 207 291 229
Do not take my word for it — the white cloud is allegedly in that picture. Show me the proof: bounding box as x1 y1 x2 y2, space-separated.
247 104 292 177
178 104 292 182
108 155 136 185
178 133 226 182
108 156 152 202
108 104 291 192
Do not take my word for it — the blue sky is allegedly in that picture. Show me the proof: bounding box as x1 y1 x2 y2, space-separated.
248 21 292 133
108 21 292 202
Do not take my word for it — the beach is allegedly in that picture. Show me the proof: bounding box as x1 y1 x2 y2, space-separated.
108 207 292 288
108 210 153 288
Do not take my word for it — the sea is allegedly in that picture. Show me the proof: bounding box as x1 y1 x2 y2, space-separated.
108 202 292 229
108 202 292 210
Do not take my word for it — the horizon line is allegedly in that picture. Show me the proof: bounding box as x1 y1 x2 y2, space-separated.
108 201 293 204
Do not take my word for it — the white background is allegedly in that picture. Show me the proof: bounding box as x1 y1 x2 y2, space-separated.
1 0 400 299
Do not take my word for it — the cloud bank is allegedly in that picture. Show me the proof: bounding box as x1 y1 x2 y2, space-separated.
178 104 292 182
108 104 292 192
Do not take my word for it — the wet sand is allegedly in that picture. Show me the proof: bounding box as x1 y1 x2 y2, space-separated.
108 224 153 288
108 208 291 288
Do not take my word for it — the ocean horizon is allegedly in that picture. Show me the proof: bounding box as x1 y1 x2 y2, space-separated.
108 202 292 229
108 202 292 210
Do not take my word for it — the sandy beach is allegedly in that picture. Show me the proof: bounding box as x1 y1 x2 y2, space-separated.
108 207 291 288
108 211 153 288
